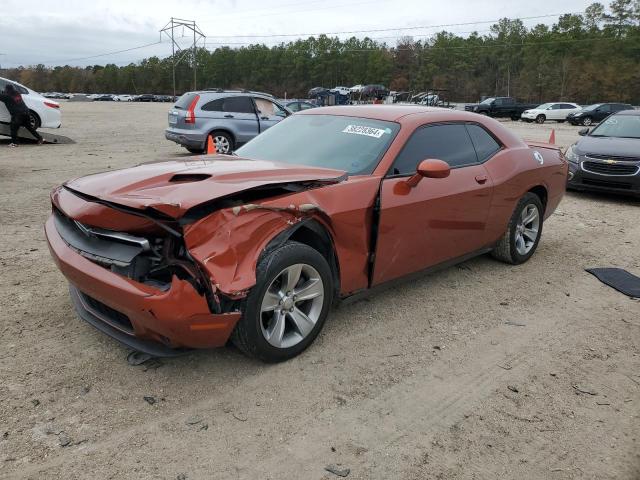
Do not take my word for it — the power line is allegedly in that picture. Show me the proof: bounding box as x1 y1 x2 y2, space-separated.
32 41 163 65
204 11 584 38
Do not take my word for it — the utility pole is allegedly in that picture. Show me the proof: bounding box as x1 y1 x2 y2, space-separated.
160 18 206 97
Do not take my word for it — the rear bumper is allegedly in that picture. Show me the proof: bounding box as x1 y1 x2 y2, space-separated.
567 162 640 196
165 128 205 150
45 216 242 355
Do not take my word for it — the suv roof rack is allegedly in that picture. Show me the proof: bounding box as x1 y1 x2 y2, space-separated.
201 88 274 98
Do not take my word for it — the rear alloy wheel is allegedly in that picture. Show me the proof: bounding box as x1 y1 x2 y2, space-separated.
581 116 593 126
231 242 333 362
211 131 233 154
535 114 546 124
28 110 41 130
491 193 544 265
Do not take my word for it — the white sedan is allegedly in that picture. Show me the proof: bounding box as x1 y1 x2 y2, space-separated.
521 102 581 124
0 77 61 129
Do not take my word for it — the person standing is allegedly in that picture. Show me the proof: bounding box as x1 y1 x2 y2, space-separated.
0 83 43 147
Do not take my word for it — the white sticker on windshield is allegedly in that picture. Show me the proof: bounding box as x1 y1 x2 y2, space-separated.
342 125 386 138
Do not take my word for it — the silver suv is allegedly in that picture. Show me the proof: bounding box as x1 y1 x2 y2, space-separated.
165 89 290 154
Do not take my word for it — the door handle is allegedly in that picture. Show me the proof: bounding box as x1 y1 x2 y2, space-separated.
260 116 269 120
224 114 234 118
475 175 488 184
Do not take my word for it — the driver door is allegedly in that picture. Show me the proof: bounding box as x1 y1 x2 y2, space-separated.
372 123 496 285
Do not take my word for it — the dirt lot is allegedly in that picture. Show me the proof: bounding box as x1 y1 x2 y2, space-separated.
0 102 639 480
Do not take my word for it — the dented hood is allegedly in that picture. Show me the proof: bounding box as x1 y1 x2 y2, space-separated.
64 155 347 219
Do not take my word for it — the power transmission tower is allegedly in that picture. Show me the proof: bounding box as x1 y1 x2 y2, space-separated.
160 18 206 98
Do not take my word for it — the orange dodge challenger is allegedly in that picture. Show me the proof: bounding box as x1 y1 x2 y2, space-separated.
46 106 567 361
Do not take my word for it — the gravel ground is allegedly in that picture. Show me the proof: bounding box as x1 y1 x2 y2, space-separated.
0 102 639 480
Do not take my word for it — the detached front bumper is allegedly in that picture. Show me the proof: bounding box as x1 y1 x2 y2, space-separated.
45 216 241 355
567 161 640 197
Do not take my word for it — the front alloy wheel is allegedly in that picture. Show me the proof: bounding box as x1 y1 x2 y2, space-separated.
213 133 232 154
260 264 324 349
231 241 333 362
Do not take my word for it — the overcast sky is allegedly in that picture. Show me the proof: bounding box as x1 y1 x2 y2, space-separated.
0 0 594 67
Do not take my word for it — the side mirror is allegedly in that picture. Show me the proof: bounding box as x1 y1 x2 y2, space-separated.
406 159 450 187
578 128 589 136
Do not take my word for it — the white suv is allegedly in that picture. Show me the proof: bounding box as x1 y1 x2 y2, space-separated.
0 77 62 129
521 102 581 124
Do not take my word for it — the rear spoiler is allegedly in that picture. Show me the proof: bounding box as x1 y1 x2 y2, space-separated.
525 129 560 150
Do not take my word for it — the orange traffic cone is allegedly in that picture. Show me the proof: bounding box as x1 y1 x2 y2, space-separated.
207 135 216 154
548 129 556 145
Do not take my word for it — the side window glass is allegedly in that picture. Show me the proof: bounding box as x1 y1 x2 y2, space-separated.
223 96 255 114
391 124 478 175
300 103 313 110
600 104 611 112
551 104 562 110
201 98 224 111
288 103 300 112
466 124 501 162
16 84 28 94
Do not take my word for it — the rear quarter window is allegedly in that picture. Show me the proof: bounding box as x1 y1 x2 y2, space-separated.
174 92 198 109
466 124 501 162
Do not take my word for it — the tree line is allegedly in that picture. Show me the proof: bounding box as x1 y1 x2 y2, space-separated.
2 1 640 104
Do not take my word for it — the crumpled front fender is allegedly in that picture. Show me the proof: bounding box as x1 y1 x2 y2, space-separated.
183 206 329 297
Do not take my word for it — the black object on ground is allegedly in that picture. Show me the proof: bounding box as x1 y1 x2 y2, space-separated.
586 268 640 298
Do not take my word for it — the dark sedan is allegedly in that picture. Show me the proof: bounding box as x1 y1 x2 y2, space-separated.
566 109 640 196
566 103 633 126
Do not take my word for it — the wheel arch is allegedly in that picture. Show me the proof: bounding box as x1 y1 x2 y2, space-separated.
263 219 341 300
527 185 548 213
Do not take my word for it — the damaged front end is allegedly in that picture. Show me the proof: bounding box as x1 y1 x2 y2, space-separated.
46 164 345 354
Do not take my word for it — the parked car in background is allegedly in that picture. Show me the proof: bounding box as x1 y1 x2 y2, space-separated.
521 102 581 124
283 100 318 112
331 86 351 96
566 103 634 126
360 84 388 98
165 89 290 154
350 85 364 93
46 106 566 361
0 76 61 130
153 95 174 103
566 109 640 196
469 97 538 120
95 94 116 101
136 94 155 102
115 94 133 102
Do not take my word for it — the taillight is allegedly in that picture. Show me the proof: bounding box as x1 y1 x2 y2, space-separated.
44 101 60 109
185 95 200 124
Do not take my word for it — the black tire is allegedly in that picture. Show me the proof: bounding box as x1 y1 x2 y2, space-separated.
510 114 520 121
581 116 593 126
186 147 205 154
209 130 234 154
535 114 546 124
491 193 544 265
28 110 41 130
231 242 333 362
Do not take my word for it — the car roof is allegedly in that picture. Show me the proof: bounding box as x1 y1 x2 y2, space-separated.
299 105 476 122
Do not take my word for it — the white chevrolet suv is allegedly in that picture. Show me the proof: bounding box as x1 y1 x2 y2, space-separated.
0 77 62 129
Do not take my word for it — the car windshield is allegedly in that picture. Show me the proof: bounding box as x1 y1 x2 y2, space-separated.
589 115 640 139
235 114 400 175
583 104 602 111
480 97 495 105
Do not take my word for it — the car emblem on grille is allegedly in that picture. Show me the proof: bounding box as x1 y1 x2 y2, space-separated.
533 151 544 165
605 159 617 164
